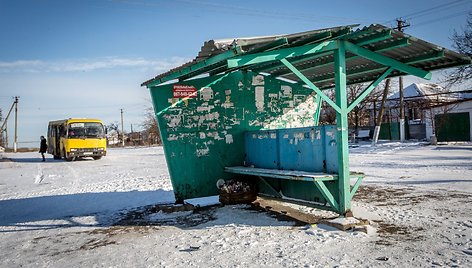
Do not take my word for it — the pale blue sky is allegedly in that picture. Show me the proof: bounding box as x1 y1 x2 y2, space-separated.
1 0 471 147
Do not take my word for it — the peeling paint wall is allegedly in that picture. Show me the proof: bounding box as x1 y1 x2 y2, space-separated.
149 70 320 200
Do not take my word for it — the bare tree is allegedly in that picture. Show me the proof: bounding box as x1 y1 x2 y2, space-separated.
444 12 472 86
319 83 384 131
319 89 336 125
106 122 123 146
141 107 162 145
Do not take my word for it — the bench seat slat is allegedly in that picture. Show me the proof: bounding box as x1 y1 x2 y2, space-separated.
225 166 364 182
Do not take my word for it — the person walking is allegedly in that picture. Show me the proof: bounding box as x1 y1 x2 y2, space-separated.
39 136 47 162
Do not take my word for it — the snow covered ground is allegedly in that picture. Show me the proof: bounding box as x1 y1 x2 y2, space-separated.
0 143 471 267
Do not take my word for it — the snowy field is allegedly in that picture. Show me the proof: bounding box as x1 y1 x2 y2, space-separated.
0 143 471 267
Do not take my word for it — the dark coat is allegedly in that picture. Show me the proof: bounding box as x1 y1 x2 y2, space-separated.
39 139 47 153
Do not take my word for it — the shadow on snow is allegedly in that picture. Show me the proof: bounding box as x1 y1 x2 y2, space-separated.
0 190 175 232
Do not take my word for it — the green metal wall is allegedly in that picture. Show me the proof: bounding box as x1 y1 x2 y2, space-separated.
149 70 319 201
435 112 471 142
379 122 400 140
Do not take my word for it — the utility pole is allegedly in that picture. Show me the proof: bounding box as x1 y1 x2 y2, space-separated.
372 79 391 145
396 18 410 142
1 99 15 149
4 122 7 149
120 108 125 147
14 96 19 152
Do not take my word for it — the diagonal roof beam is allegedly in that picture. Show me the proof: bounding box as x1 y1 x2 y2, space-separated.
343 41 432 80
227 40 338 69
253 29 393 74
351 29 392 46
273 38 410 77
347 67 394 112
233 31 333 74
280 58 341 113
201 38 290 77
250 28 351 73
206 38 290 77
311 49 444 85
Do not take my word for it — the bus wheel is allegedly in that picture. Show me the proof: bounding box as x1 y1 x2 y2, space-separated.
92 156 102 160
63 149 73 161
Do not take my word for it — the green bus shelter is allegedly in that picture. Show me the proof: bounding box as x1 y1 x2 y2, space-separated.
142 24 470 215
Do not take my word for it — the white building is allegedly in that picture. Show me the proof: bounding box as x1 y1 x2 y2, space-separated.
382 83 471 141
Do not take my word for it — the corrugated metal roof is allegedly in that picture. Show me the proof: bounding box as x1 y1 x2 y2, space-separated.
142 24 471 87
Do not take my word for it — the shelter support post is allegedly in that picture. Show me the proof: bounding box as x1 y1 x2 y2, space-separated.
313 94 322 126
334 40 351 215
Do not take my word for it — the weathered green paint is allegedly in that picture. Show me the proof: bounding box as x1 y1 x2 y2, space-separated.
227 41 338 68
144 25 467 215
334 41 351 214
149 71 319 201
156 72 233 116
344 41 432 80
279 58 341 113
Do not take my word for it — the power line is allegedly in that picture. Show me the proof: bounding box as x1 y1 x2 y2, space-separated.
409 10 471 29
382 0 470 25
400 0 468 20
108 0 369 25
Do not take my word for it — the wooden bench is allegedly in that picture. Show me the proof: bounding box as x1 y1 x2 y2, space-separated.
222 126 365 213
225 166 364 182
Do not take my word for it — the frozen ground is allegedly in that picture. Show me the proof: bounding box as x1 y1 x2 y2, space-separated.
0 142 471 267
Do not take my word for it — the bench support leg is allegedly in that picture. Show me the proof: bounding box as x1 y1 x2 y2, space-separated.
314 181 339 212
349 177 364 200
258 176 283 198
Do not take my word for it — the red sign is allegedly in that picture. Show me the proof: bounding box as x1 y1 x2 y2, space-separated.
173 85 197 98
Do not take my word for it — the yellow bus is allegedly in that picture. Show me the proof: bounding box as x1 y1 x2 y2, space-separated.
47 118 107 161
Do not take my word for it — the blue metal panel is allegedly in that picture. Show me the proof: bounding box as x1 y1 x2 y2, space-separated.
323 125 339 173
278 127 326 172
245 126 338 173
245 130 279 169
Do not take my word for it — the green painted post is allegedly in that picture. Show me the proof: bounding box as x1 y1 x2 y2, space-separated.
334 40 351 215
313 94 322 126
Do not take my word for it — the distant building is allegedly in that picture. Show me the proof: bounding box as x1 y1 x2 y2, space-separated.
372 83 472 141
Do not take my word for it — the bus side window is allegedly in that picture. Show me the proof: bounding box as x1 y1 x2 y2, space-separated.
59 126 64 138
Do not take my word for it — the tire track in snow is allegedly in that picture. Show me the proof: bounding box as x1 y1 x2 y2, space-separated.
34 164 44 184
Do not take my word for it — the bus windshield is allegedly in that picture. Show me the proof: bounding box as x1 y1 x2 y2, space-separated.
67 122 105 139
